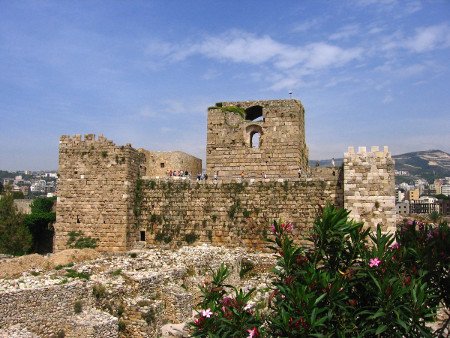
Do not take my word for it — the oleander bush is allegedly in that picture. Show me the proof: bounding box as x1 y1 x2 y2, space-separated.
190 205 449 337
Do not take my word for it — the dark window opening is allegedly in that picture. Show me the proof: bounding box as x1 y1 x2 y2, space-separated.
76 215 80 223
140 231 146 241
245 105 263 121
250 132 261 148
160 162 165 168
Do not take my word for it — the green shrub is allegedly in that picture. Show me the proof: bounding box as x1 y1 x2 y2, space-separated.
117 304 125 317
184 233 198 244
239 259 255 278
130 252 137 258
242 209 251 218
142 307 156 325
74 301 82 314
118 320 126 332
65 269 90 280
111 269 122 276
228 200 240 219
190 205 448 337
220 105 246 118
93 283 107 299
155 231 172 243
66 231 98 249
55 262 74 270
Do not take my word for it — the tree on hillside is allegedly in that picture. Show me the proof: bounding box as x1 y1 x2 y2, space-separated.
24 196 56 253
0 192 32 255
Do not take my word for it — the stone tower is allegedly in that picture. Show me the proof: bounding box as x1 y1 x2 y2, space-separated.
343 146 396 232
206 99 309 179
54 134 143 252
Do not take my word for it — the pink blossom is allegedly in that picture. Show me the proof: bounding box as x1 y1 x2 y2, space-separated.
369 257 381 267
270 223 276 234
247 327 260 338
282 222 294 232
201 308 213 318
390 242 400 250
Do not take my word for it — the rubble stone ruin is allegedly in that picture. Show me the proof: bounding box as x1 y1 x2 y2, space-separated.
54 99 396 252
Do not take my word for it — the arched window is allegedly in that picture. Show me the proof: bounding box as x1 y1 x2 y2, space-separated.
250 132 260 148
245 105 263 121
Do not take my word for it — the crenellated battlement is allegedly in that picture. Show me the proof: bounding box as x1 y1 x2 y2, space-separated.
344 145 391 158
54 99 396 252
343 145 396 232
59 134 133 149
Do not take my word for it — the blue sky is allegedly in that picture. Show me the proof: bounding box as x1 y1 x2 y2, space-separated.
0 0 449 170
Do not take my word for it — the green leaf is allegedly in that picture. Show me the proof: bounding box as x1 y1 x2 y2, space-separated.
375 325 387 335
314 293 327 306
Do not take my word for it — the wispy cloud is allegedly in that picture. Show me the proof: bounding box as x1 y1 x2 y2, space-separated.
329 24 360 41
291 18 322 33
381 23 450 53
405 23 450 52
146 30 363 90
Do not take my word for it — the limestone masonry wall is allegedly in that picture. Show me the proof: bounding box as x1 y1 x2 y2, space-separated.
0 281 94 337
137 168 343 249
54 100 396 251
344 146 396 232
206 100 309 179
139 149 202 178
54 134 143 252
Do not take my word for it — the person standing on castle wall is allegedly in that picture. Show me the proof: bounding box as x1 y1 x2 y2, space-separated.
241 171 245 180
204 173 208 181
298 168 302 178
214 172 218 181
332 158 335 168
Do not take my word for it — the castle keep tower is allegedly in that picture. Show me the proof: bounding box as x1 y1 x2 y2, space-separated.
343 146 396 232
54 134 143 252
206 100 309 179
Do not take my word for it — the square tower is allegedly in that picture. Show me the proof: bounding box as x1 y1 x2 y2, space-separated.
206 99 308 179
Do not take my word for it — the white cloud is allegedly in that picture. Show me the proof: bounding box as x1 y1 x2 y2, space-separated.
291 19 322 33
382 94 393 104
166 31 362 73
405 24 450 52
329 24 360 41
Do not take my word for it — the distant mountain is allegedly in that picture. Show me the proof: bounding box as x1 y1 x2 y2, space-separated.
393 150 450 184
310 150 450 184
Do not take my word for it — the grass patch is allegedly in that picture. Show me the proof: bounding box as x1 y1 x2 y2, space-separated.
65 269 90 280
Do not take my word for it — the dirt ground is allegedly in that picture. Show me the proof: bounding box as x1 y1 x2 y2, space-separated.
0 249 100 279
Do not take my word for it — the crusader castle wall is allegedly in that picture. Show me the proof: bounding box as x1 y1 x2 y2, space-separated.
206 100 309 179
54 100 395 252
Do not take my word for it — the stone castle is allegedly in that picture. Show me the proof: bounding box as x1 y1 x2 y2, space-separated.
54 99 396 252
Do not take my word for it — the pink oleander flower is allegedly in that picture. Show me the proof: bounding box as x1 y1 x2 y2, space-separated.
369 257 381 267
270 223 276 234
201 308 213 318
390 242 400 250
282 222 294 232
247 327 260 338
